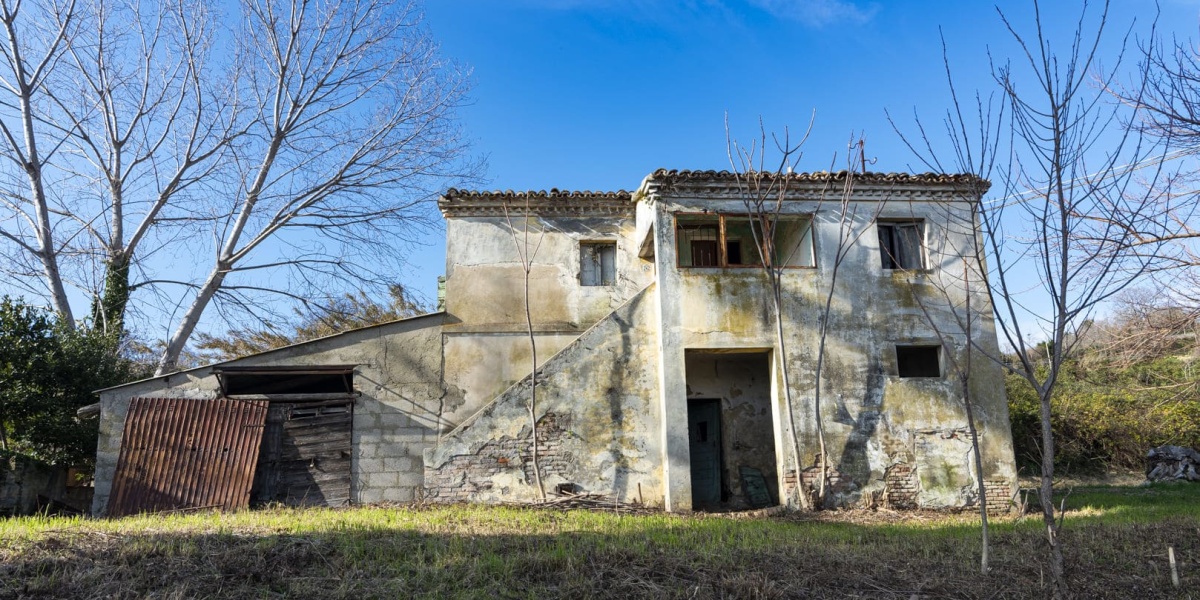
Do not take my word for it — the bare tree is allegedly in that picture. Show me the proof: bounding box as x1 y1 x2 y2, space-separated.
502 200 547 501
0 0 79 322
727 120 885 509
154 0 473 373
1111 31 1200 306
0 0 473 368
52 0 232 335
726 120 812 510
895 1 1167 594
1081 290 1199 368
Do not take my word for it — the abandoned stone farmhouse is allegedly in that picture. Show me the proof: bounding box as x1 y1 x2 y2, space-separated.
91 169 1018 516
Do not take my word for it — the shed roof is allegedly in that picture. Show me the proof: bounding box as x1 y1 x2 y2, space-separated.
95 311 445 394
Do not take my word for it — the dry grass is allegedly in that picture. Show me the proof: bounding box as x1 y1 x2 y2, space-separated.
1 483 1197 599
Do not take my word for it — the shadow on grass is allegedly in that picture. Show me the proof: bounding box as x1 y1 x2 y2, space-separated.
1 495 1196 600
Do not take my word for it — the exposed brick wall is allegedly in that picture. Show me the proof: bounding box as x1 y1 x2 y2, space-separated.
423 412 572 502
525 412 571 483
884 463 918 509
983 479 1013 514
800 465 850 495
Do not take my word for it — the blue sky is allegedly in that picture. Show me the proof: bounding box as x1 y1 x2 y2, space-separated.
399 0 1196 303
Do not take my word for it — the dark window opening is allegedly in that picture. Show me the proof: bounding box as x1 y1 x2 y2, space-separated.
580 241 617 286
878 221 925 270
896 345 941 378
216 367 355 396
725 241 743 266
723 218 763 266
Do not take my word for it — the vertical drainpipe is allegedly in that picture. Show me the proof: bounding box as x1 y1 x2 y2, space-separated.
651 196 692 512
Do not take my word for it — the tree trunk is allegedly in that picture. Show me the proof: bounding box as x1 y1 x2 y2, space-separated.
1039 387 1065 596
963 373 990 574
772 281 811 511
18 96 74 325
156 267 227 375
93 252 131 335
524 265 545 501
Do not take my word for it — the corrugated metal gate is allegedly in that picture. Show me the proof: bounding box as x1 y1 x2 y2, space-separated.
251 400 353 507
108 397 269 517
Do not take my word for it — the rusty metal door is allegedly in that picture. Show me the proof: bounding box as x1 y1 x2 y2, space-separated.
108 397 268 517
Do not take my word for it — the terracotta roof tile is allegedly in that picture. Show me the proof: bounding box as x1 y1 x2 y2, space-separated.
438 188 633 217
646 168 989 188
442 188 631 201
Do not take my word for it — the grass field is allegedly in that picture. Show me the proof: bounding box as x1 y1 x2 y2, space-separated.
2 483 1197 599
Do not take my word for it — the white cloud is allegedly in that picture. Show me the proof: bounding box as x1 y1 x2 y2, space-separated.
746 0 877 26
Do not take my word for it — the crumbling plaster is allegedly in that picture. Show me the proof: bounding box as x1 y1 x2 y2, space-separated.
425 285 663 505
440 214 653 423
646 180 1016 511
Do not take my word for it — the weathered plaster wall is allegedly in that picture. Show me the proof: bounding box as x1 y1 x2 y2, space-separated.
440 215 653 422
92 314 447 515
649 184 1017 511
424 285 662 505
440 332 577 427
443 216 646 328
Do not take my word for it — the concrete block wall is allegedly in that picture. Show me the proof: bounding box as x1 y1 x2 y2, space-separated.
93 314 448 514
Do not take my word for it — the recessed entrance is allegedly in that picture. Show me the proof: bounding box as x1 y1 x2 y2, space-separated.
685 351 778 511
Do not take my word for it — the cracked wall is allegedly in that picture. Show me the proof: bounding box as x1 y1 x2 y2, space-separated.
424 285 662 505
440 214 652 428
649 182 1018 512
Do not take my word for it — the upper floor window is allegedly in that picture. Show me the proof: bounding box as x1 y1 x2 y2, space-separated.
580 241 617 286
878 221 925 270
676 213 813 268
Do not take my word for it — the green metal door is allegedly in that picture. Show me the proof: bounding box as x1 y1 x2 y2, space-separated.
688 399 722 508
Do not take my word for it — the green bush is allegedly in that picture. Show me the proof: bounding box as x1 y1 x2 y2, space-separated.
1006 357 1200 475
0 297 147 466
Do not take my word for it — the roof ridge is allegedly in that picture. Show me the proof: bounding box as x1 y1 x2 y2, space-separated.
646 168 989 186
443 188 631 199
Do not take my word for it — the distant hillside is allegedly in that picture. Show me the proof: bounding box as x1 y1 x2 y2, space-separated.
1006 297 1200 475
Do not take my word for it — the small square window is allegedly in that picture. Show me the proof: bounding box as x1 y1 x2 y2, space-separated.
896 345 941 378
580 242 617 286
878 221 925 270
